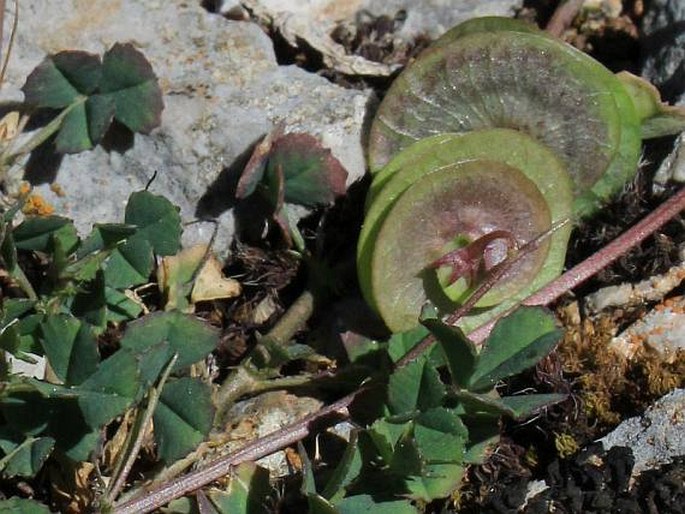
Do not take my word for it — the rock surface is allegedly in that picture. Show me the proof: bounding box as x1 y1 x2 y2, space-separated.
642 0 685 188
599 388 685 475
641 0 685 103
0 0 370 255
237 0 522 75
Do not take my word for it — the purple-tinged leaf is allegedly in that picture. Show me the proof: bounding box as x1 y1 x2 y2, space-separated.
22 44 163 154
100 43 163 134
266 133 348 206
22 51 101 108
236 124 285 199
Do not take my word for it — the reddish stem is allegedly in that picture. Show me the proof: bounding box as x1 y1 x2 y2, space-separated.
429 230 517 285
545 0 584 38
468 186 685 343
111 391 360 514
396 223 560 369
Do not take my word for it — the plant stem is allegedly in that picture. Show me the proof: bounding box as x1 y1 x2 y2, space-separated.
395 220 569 369
1 98 83 178
104 353 178 506
263 289 315 346
0 0 18 86
468 185 685 343
545 0 584 37
110 390 360 514
10 264 38 301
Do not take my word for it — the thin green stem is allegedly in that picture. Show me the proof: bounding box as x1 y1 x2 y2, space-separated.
9 264 38 301
1 98 84 180
262 289 315 347
103 353 179 506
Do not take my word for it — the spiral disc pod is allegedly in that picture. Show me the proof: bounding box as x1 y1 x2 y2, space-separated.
359 129 573 332
368 18 642 216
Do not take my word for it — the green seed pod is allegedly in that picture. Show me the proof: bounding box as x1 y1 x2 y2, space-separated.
359 17 685 333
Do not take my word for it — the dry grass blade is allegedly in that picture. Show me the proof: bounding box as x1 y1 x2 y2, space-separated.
0 0 18 85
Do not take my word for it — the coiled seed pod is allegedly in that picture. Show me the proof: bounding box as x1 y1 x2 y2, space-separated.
359 17 685 333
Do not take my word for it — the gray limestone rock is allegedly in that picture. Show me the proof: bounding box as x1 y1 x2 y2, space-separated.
641 0 685 103
599 388 685 475
642 0 685 188
0 0 370 255
362 0 522 39
236 0 522 76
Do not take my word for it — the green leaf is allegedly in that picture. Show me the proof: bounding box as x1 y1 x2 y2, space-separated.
76 223 137 259
1 299 36 325
120 311 219 370
124 191 182 256
422 318 477 388
0 433 55 478
206 463 271 514
0 300 36 355
0 387 99 461
104 238 153 288
39 314 99 385
99 43 164 134
77 349 140 428
307 495 338 514
337 495 418 514
388 430 422 477
70 270 107 329
387 325 428 362
299 441 317 496
387 357 444 415
22 50 101 108
405 462 465 502
453 389 514 417
153 377 214 463
104 191 181 288
366 419 409 463
413 408 467 464
13 217 78 254
0 322 21 356
105 286 143 322
0 497 53 513
321 431 361 502
500 393 567 419
469 306 561 391
55 101 90 153
22 44 163 153
463 415 500 464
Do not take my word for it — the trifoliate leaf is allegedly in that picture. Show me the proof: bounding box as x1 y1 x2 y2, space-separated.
0 433 55 479
39 314 99 386
469 306 561 392
387 357 444 415
22 43 163 154
153 377 214 463
120 311 219 370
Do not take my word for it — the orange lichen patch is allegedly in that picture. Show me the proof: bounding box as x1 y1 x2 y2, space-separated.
22 193 55 216
18 182 31 196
